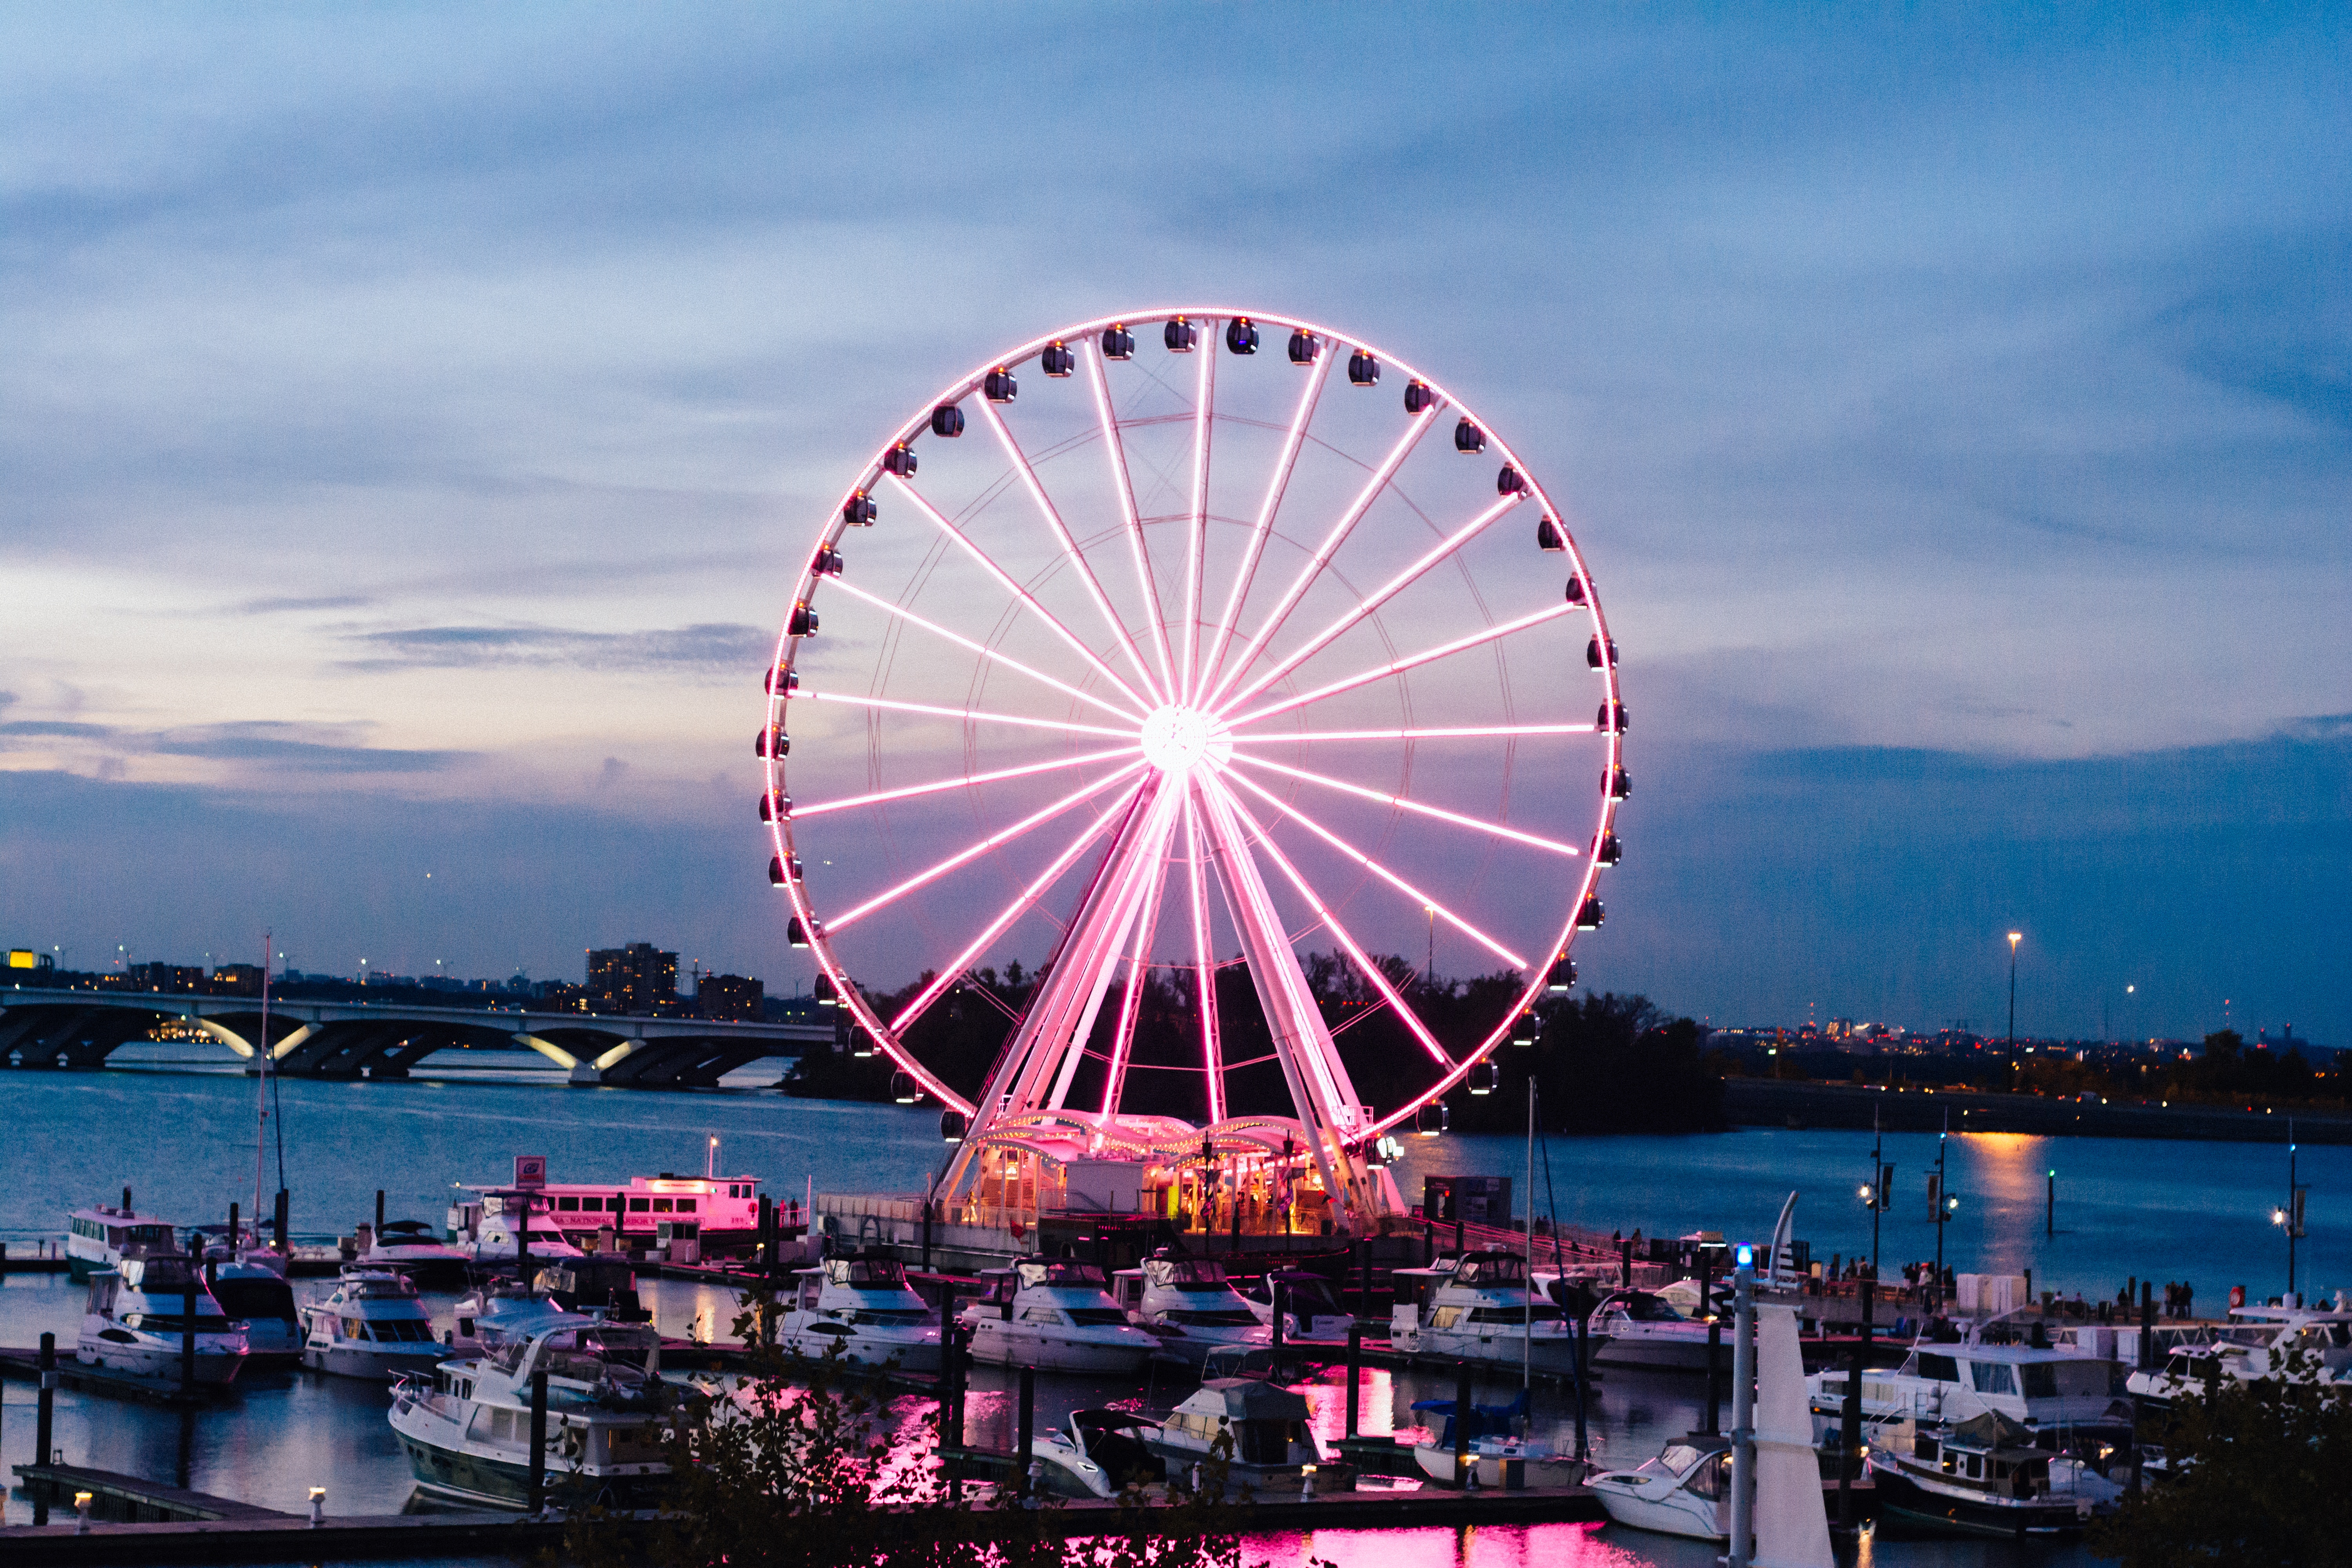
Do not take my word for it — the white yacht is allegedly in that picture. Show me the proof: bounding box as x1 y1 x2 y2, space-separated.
2126 1305 2352 1404
777 1254 941 1372
458 1193 585 1266
1238 1268 1354 1342
1389 1252 1583 1375
359 1219 472 1284
1030 1410 1167 1498
1111 1256 1269 1363
1406 1387 1537 1488
1588 1432 1730 1538
1149 1377 1350 1493
450 1284 585 1356
1809 1341 2129 1441
303 1268 452 1380
390 1318 678 1509
1587 1287 1718 1372
958 1261 1161 1375
77 1255 249 1384
64 1201 178 1282
205 1255 303 1369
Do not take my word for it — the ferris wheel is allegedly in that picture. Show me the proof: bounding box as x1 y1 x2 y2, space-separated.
761 308 1624 1227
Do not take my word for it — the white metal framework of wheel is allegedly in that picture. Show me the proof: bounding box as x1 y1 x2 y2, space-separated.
762 309 1623 1234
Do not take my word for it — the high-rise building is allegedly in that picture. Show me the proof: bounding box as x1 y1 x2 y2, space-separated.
586 943 677 1016
696 973 764 1022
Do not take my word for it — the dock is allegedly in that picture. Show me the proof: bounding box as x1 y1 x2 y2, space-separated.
0 1349 236 1407
13 1464 292 1523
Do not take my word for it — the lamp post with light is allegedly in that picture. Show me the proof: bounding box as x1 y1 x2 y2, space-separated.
2007 932 2022 1075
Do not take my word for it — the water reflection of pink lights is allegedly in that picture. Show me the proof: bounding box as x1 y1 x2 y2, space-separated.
1238 1524 1663 1568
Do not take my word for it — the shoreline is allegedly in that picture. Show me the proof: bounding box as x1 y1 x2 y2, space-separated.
1724 1076 2344 1144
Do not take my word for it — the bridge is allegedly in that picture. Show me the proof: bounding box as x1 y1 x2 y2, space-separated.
0 986 834 1089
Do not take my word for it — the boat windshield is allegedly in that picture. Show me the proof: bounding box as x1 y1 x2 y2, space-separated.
1018 1261 1107 1290
828 1257 906 1287
1613 1293 1686 1323
1456 1255 1526 1286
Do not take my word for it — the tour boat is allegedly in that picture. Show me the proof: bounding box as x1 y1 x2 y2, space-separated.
1238 1268 1355 1342
1587 1433 1731 1538
359 1219 472 1284
389 1317 680 1509
1389 1251 1585 1375
77 1255 249 1384
1586 1287 1719 1372
449 1170 763 1249
1867 1412 2122 1537
1149 1377 1350 1494
1808 1341 2129 1442
1110 1256 1269 1363
777 1253 941 1372
205 1255 304 1369
957 1260 1161 1375
64 1201 179 1282
302 1267 453 1380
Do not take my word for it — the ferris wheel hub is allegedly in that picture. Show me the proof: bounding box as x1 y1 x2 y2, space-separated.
1138 705 1229 777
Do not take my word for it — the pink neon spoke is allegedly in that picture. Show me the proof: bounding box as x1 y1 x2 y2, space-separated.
1181 789 1225 1124
1222 767 1529 969
1215 491 1524 718
828 759 1149 933
884 475 1154 713
1097 840 1172 1119
1201 773 1453 1070
1227 722 1597 742
1203 400 1441 710
975 396 1167 707
795 744 1139 821
1225 601 1575 730
1083 339 1178 698
1199 352 1329 699
1229 752 1584 858
825 577 1144 725
801 689 1138 741
1180 329 1215 702
886 777 1149 1035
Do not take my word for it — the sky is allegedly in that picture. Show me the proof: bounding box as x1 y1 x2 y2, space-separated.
0 4 2345 1045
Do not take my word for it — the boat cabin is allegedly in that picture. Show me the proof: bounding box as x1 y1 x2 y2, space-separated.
450 1171 762 1246
65 1206 178 1278
1164 1378 1321 1466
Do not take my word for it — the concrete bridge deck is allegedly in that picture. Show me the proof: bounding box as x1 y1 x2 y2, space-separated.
0 985 833 1089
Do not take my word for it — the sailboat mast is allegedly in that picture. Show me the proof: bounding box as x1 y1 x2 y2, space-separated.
253 927 271 1252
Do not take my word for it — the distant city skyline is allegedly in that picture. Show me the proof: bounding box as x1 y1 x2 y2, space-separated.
2 7 2344 1044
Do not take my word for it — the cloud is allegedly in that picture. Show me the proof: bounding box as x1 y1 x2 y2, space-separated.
340 621 769 673
0 717 463 775
238 594 376 614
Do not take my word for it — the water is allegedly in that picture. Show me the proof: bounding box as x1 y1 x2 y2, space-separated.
8 1063 2310 1560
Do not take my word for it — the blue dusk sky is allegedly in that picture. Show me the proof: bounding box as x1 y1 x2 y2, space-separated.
1 4 2345 1045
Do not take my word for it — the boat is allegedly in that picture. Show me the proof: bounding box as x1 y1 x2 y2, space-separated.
1149 1377 1352 1494
777 1253 941 1372
1390 1251 1585 1375
449 1169 764 1251
389 1317 682 1509
1407 1388 1535 1488
1030 1409 1167 1498
1587 1287 1719 1372
450 1283 586 1356
2125 1303 2352 1405
957 1260 1161 1375
63 1200 179 1282
76 1254 249 1384
454 1191 586 1266
359 1219 472 1284
302 1267 453 1380
1587 1433 1731 1538
205 1255 304 1370
1111 1255 1270 1363
1868 1411 2123 1538
1238 1268 1355 1342
1809 1339 2130 1443
530 1256 650 1321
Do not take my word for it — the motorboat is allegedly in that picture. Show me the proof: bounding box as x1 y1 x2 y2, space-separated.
64 1201 179 1282
958 1261 1161 1375
389 1317 682 1509
1150 1377 1352 1494
2126 1304 2352 1404
1390 1251 1585 1376
1588 1433 1730 1539
76 1254 248 1384
1030 1409 1167 1498
1111 1256 1269 1363
1238 1268 1354 1342
1588 1287 1719 1372
302 1267 452 1380
449 1283 583 1356
359 1219 472 1284
205 1255 304 1369
457 1192 586 1267
1868 1412 2122 1538
1809 1341 2129 1443
777 1254 941 1372
1407 1388 1536 1488
451 1170 764 1251
530 1256 650 1321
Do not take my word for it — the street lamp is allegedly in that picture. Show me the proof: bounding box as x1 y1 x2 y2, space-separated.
2007 933 2023 1071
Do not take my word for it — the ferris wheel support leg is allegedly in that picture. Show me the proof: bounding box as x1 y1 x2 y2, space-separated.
1192 776 1374 1233
1044 799 1181 1112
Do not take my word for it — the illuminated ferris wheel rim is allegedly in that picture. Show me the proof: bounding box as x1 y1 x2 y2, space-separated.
762 305 1625 1152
